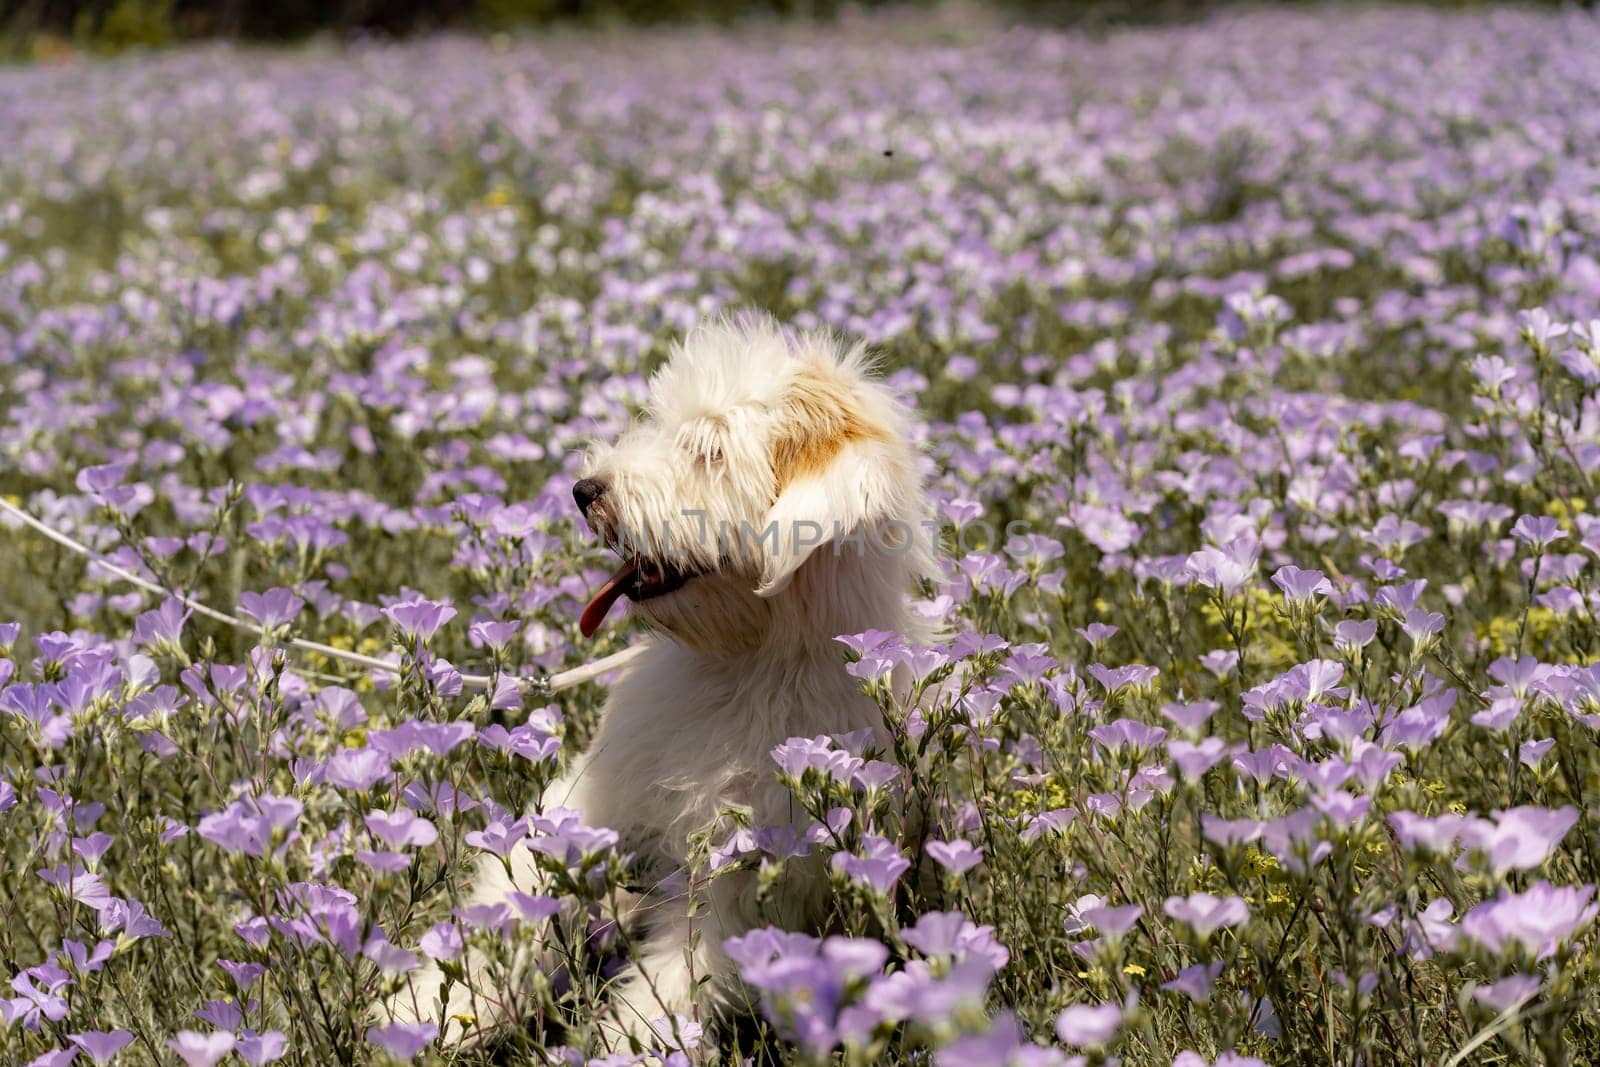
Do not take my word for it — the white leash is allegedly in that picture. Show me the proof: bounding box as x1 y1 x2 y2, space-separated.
0 496 648 696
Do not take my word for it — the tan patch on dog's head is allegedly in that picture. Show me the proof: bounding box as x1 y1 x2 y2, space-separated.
770 364 886 490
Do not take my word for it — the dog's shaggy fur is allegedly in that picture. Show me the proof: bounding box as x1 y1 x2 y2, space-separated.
388 315 935 1050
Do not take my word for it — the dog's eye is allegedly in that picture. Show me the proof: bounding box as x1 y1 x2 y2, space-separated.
676 421 726 467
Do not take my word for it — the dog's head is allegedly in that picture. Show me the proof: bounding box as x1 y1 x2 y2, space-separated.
573 315 932 652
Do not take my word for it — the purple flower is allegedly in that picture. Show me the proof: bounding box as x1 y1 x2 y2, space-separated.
525 811 616 867
1389 812 1464 854
324 747 392 791
465 816 529 858
3 964 71 1030
835 629 902 658
418 922 463 961
1461 882 1597 959
832 836 910 894
1164 893 1250 937
852 760 900 793
1399 608 1446 646
937 1011 1061 1067
1088 715 1165 749
725 929 894 1053
1080 903 1143 940
1311 790 1371 828
1231 746 1294 785
1510 515 1564 551
1161 700 1220 733
1201 816 1263 848
1169 737 1230 778
509 893 561 923
237 589 305 632
60 940 114 974
893 643 951 683
1087 666 1161 698
1261 807 1332 872
166 1032 235 1067
1055 1002 1122 1047
863 956 996 1030
1471 975 1540 1013
469 618 521 649
365 809 438 849
925 839 984 874
1272 566 1332 602
1077 622 1119 646
133 599 190 653
365 1022 438 1060
1332 619 1378 651
217 960 265 990
901 912 1008 967
1488 655 1549 695
363 934 419 975
382 599 457 642
1458 806 1577 874
1163 961 1225 1002
1519 737 1556 767
237 1030 288 1066
194 999 243 1030
1021 808 1076 842
478 722 562 763
372 719 476 758
37 864 114 911
1173 1053 1267 1067
197 795 302 858
771 735 859 781
1381 690 1455 751
1186 537 1260 597
100 897 169 940
1000 644 1057 686
357 850 410 873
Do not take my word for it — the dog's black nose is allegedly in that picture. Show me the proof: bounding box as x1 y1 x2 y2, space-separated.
572 477 608 515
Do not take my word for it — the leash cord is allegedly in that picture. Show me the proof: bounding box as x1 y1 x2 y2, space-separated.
0 496 647 695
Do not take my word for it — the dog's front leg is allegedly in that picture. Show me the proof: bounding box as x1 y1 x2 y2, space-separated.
597 869 761 1055
600 906 722 1053
380 841 559 1043
381 756 604 1045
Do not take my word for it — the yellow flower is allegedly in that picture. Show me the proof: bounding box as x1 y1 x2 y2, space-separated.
1544 496 1586 521
1244 849 1280 877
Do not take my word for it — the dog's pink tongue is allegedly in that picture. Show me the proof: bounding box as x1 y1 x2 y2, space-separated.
580 559 639 638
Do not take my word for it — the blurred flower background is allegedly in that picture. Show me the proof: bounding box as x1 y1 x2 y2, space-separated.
2 1 1600 1064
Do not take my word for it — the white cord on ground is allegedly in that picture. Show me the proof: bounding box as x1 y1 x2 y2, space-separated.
0 496 647 695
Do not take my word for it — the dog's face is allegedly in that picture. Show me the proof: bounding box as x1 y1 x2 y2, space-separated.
573 317 929 652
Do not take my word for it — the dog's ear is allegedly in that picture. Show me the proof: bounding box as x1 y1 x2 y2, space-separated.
754 366 914 597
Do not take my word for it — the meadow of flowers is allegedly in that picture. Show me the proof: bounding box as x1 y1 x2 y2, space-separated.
3 5 1600 1064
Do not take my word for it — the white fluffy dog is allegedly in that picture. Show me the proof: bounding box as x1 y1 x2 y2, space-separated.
389 316 935 1050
